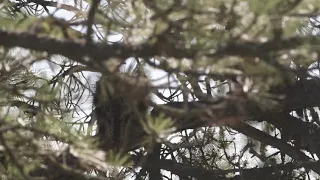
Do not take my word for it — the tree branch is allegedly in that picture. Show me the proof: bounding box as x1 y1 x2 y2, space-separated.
210 36 320 58
135 155 320 180
0 30 192 62
231 122 320 174
1 29 320 65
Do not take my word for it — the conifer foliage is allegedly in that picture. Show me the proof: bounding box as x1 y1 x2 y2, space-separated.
0 0 320 179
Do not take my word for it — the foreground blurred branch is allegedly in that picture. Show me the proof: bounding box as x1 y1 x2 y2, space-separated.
1 29 320 64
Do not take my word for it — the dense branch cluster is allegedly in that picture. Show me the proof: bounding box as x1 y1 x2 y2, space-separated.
0 0 320 180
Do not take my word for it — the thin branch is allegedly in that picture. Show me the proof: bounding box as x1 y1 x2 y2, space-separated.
231 122 320 174
133 154 320 180
86 0 101 45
